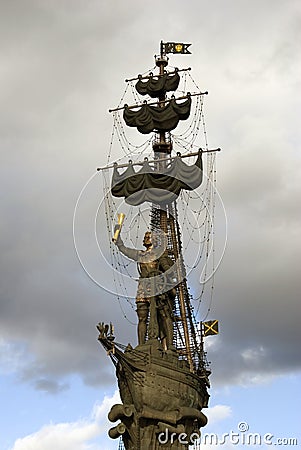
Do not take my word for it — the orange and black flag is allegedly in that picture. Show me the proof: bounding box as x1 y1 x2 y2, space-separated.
203 320 219 337
161 42 191 55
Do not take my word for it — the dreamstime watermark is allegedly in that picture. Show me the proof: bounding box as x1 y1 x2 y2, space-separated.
158 422 298 446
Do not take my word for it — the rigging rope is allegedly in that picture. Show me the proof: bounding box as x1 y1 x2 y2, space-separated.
102 67 218 338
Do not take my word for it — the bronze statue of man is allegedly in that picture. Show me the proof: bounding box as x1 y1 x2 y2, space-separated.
113 230 176 349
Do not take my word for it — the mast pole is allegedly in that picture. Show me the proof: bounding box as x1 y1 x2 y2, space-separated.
159 41 168 142
153 42 194 371
153 43 170 234
155 41 170 157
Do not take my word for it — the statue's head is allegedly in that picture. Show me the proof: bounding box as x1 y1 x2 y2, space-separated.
143 231 152 249
142 229 166 253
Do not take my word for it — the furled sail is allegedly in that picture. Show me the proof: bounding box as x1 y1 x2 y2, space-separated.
123 96 191 134
111 151 203 206
135 71 180 98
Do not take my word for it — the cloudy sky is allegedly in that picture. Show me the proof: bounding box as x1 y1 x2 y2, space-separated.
1 0 300 449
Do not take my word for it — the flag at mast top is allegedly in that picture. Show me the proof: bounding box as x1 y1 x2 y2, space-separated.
160 40 191 56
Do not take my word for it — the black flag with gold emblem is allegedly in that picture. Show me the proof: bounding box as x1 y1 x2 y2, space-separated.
161 42 191 55
203 320 219 337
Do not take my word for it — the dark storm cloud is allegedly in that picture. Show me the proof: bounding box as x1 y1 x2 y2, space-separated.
0 0 300 393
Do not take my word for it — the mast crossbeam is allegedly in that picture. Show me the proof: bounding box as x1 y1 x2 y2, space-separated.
97 148 221 171
109 91 208 113
125 67 191 83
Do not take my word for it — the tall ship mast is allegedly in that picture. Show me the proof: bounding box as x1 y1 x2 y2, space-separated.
96 41 221 450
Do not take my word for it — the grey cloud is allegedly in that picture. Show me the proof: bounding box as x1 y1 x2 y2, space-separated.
34 378 69 394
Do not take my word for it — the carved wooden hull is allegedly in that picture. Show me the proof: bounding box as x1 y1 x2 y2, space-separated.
108 339 209 450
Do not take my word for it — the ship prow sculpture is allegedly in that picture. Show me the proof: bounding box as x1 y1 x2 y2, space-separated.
96 41 221 450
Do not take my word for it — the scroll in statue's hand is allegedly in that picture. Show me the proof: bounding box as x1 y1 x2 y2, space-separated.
112 224 123 245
